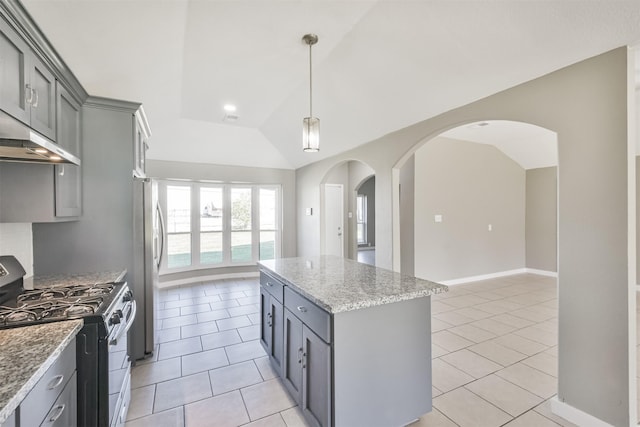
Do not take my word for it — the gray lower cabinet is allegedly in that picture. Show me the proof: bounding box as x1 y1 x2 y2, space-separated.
39 371 77 427
17 338 77 427
1 411 16 427
259 273 284 374
282 296 332 427
260 267 433 427
283 310 331 427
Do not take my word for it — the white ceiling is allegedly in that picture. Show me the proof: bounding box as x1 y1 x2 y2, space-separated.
21 0 640 170
442 121 558 170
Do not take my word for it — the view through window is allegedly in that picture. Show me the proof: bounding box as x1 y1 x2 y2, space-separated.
164 183 280 270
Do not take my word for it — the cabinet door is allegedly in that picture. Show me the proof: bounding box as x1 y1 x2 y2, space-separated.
0 17 30 124
29 56 57 140
56 82 81 156
271 297 283 373
260 287 272 355
302 326 332 427
54 164 81 217
283 308 303 404
40 372 77 427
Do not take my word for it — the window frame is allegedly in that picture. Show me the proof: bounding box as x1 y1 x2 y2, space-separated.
159 181 282 274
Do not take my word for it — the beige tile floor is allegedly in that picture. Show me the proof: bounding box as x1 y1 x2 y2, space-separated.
125 274 578 427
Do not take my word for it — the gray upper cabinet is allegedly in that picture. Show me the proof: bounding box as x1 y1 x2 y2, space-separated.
29 55 56 140
56 82 81 155
54 82 82 217
0 15 56 140
0 15 30 124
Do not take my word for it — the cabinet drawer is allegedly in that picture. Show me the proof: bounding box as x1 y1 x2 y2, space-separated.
40 371 77 427
284 287 331 343
21 339 76 427
260 271 284 303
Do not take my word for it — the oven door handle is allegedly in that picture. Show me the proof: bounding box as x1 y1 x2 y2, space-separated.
109 300 137 346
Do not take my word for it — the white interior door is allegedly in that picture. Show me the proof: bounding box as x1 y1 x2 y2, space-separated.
324 184 344 256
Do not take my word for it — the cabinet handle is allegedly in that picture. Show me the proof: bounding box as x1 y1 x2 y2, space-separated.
48 404 66 423
32 88 39 108
302 352 307 369
25 84 33 105
266 282 274 287
297 347 303 364
47 374 65 390
297 306 307 313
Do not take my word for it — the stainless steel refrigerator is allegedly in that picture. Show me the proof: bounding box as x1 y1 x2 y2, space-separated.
131 178 164 360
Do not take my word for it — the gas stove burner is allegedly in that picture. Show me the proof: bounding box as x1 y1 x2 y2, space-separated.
5 309 37 323
64 304 95 317
18 289 67 302
68 284 114 297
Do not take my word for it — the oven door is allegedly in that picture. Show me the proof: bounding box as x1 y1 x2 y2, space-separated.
107 300 136 427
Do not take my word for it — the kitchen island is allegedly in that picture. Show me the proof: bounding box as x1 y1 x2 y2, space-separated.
258 256 447 427
0 320 82 425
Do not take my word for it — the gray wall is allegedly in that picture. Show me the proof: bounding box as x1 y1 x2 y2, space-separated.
146 159 297 262
414 137 526 282
399 156 415 276
295 48 633 425
356 176 375 247
526 167 557 272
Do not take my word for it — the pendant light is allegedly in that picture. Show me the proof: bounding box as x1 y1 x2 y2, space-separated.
302 33 319 152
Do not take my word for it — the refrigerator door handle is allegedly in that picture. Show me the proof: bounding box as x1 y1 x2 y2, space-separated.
157 204 166 270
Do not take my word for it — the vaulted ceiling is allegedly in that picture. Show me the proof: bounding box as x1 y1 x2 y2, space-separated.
22 0 640 170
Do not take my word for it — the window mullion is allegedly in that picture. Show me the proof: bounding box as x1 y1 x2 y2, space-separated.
192 183 200 266
252 186 259 262
223 185 231 265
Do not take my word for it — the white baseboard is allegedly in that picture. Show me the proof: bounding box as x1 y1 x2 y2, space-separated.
524 268 558 277
550 396 614 427
157 272 259 289
439 268 559 286
440 269 527 286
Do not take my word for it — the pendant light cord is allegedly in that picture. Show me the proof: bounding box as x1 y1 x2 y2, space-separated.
309 41 313 117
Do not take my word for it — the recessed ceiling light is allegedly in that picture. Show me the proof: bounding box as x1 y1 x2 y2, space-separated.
223 104 237 113
468 121 490 129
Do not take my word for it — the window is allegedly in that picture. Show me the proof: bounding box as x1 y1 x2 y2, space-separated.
231 187 252 263
166 185 191 268
200 187 223 264
161 182 281 271
259 188 278 260
356 194 367 245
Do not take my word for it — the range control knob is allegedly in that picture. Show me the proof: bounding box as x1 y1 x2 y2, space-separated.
123 291 133 302
109 312 121 325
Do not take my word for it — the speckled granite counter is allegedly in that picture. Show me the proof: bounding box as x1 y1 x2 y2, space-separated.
258 255 447 313
23 270 126 289
0 320 82 424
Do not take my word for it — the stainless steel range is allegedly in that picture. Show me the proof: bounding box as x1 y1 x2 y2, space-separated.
0 256 136 427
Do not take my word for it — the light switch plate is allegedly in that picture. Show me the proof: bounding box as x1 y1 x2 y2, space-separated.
434 214 443 223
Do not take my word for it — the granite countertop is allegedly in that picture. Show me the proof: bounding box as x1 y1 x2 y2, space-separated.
0 320 83 424
258 256 448 313
23 270 127 289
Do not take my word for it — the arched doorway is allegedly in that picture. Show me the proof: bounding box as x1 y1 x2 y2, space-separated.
394 120 558 283
320 160 375 261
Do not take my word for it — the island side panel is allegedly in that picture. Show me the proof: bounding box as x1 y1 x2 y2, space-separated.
333 296 432 427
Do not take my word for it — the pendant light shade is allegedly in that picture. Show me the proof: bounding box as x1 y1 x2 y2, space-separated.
302 34 319 152
303 117 320 152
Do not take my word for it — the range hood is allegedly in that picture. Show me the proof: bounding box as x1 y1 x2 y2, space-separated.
0 110 80 165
